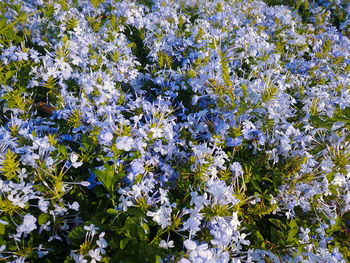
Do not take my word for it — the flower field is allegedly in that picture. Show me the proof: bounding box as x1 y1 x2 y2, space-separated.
0 0 350 262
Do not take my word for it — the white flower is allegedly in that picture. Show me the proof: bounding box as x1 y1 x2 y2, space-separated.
70 153 83 168
70 153 79 163
118 195 133 211
159 240 174 249
37 244 49 258
230 162 245 190
8 193 27 208
38 198 50 213
146 206 171 229
184 239 197 250
39 221 51 234
17 168 27 179
80 181 91 187
230 162 243 177
46 157 54 167
182 210 203 236
69 201 80 211
116 136 134 151
84 224 99 237
89 249 102 262
0 245 5 252
15 50 28 61
17 214 37 235
0 219 8 226
97 232 108 250
190 243 212 260
71 251 88 263
99 131 114 145
230 211 241 231
150 127 162 138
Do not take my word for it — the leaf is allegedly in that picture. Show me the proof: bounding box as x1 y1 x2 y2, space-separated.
5 70 15 81
2 28 16 41
328 185 338 196
124 216 140 238
309 115 327 128
289 218 298 229
0 19 6 30
250 180 262 193
142 222 149 234
38 213 50 225
59 145 67 155
120 238 129 249
0 223 5 235
93 164 123 194
270 227 280 244
262 176 273 183
343 107 350 118
155 255 163 263
287 219 298 242
268 218 286 230
33 184 47 193
7 99 16 108
107 208 119 215
137 224 147 240
64 255 73 263
128 207 146 218
342 211 350 221
68 225 85 245
328 217 343 233
255 230 264 244
0 9 40 34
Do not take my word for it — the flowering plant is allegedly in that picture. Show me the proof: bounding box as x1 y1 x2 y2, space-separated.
0 0 350 262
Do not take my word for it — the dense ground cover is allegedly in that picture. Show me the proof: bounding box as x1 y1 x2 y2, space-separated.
0 0 350 262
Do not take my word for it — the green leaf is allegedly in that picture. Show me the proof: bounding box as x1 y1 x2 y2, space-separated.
137 224 147 240
128 207 146 218
287 219 298 242
142 222 149 234
155 255 163 263
343 107 350 118
255 230 264 244
68 225 86 245
328 184 338 196
33 184 47 193
2 28 16 41
93 164 124 194
309 115 330 128
5 70 15 81
38 213 50 225
262 176 273 183
289 218 298 229
7 99 16 108
59 145 67 155
64 255 74 263
120 238 129 249
0 223 5 235
268 218 286 230
328 217 342 233
0 19 6 30
250 180 262 193
107 208 119 215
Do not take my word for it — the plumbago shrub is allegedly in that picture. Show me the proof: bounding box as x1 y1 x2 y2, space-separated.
0 0 350 262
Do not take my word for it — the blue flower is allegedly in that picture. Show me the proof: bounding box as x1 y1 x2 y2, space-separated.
87 169 102 189
247 130 266 145
226 136 242 147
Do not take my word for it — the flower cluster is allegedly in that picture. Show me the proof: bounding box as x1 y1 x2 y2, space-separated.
0 0 350 262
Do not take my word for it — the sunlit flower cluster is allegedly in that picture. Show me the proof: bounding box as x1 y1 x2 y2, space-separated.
0 0 349 262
